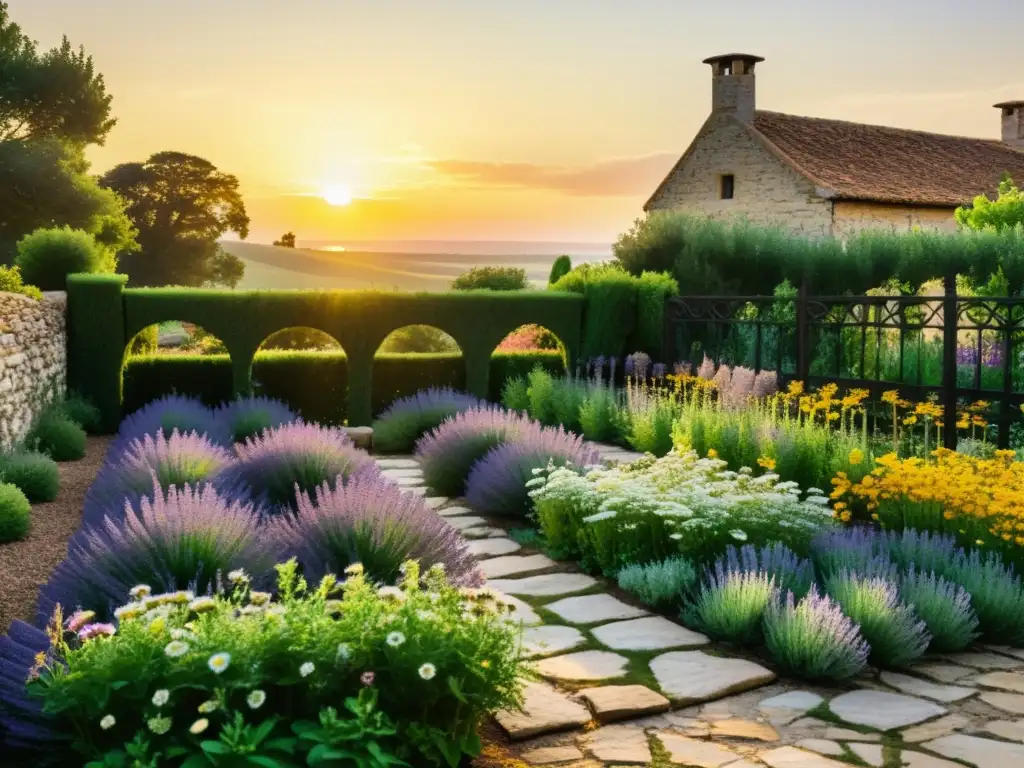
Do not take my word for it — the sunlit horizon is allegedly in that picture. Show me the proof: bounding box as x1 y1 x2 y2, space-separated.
8 0 1024 245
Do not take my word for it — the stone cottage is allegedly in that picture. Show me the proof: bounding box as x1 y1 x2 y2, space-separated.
644 53 1024 237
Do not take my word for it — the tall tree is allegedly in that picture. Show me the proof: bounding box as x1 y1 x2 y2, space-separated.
0 2 133 262
0 2 115 145
101 151 250 287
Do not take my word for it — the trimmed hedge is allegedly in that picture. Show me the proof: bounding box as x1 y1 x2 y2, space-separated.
67 276 584 428
123 350 566 424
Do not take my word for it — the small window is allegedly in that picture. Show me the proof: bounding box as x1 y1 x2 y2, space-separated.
721 62 732 76
1006 107 1016 117
720 174 735 200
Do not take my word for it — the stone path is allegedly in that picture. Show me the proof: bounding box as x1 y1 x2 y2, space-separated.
374 446 1024 768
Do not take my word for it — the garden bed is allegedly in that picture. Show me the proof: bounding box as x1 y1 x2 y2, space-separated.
0 435 111 634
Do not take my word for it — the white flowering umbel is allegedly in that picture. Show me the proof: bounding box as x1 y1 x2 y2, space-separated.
530 449 834 568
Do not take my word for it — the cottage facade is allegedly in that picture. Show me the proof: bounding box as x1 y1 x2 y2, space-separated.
645 54 1024 237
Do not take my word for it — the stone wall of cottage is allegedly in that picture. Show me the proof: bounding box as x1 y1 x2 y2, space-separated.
831 201 959 237
0 292 67 450
645 114 834 237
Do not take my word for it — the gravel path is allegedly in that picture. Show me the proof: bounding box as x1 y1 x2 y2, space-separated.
0 436 111 633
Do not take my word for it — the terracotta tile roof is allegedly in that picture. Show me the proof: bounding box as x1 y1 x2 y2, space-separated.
751 111 1024 207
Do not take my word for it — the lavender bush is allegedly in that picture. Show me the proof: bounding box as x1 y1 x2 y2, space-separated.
763 587 870 681
284 474 482 586
811 527 894 580
37 482 275 623
214 395 297 444
464 425 600 517
946 550 1024 645
0 620 63 759
114 395 226 449
617 557 698 608
372 387 485 454
825 569 931 667
216 421 380 514
720 543 815 599
416 406 530 497
884 529 962 577
83 430 234 527
682 565 778 644
901 568 980 652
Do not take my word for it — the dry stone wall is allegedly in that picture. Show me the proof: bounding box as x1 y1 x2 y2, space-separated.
0 291 67 449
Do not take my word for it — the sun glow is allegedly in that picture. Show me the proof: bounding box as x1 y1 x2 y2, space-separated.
322 184 354 206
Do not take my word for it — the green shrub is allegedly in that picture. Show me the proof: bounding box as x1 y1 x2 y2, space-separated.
122 350 566 424
15 226 114 291
0 265 42 300
0 482 31 542
682 569 777 645
0 451 60 503
501 376 530 412
451 266 528 291
617 557 697 608
579 385 622 443
126 325 159 356
26 411 87 461
59 394 102 434
553 263 637 359
548 255 572 285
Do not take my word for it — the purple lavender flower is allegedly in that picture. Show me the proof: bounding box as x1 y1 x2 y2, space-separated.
901 567 979 652
722 366 756 408
630 352 651 380
214 396 297 445
608 356 617 383
372 387 485 454
763 586 870 680
956 344 978 366
696 355 716 380
983 341 1004 368
77 623 116 642
84 430 235 527
284 474 481 587
594 356 607 376
415 406 530 497
115 395 227 451
624 355 635 376
752 370 779 399
720 543 815 598
884 529 962 576
652 363 667 379
465 426 601 518
825 569 931 667
215 421 380 515
0 620 65 756
811 527 893 580
37 481 274 623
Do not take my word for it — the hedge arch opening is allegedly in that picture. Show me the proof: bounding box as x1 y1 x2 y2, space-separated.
121 322 232 413
254 327 347 425
491 324 568 392
373 325 463 413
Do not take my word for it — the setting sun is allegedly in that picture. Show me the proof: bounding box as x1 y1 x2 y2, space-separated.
322 184 353 206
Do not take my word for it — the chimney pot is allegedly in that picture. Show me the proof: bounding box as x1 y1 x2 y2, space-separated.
703 53 764 124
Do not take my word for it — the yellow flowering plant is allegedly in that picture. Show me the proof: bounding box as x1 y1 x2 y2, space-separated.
831 449 1024 562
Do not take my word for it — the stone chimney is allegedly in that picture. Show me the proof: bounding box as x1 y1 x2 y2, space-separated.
703 53 764 124
995 101 1024 150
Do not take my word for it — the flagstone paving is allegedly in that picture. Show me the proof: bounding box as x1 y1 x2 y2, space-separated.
375 452 1024 768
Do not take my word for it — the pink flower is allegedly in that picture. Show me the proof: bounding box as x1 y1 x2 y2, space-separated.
78 623 117 642
65 610 96 633
360 671 375 686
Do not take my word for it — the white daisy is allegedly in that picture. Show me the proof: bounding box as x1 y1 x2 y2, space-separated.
386 631 406 648
299 661 315 678
164 640 189 658
418 663 437 680
207 652 231 674
151 689 170 707
100 714 116 730
247 690 267 710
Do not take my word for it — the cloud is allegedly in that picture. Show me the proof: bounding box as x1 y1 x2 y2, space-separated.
425 152 677 197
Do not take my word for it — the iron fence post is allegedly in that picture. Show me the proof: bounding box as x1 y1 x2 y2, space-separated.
796 280 809 381
942 274 958 449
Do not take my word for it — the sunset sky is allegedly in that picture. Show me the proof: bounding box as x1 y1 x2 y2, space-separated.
9 0 1024 245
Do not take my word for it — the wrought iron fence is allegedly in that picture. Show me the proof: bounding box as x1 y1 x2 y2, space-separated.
662 281 1024 448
